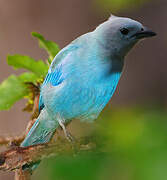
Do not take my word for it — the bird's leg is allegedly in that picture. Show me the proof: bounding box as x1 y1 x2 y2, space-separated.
57 115 75 142
59 121 75 142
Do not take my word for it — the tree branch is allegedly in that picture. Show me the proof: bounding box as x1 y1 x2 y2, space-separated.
0 137 96 172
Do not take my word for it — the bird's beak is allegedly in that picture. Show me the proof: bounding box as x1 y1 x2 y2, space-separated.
131 27 157 39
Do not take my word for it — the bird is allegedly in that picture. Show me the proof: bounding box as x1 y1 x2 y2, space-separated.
20 14 156 170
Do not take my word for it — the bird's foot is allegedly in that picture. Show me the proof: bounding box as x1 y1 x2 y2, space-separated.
64 130 76 143
57 116 75 143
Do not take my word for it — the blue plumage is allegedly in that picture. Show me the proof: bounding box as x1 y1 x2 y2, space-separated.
20 15 156 171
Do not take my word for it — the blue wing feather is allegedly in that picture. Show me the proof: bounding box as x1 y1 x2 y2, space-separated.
38 66 64 112
38 44 78 112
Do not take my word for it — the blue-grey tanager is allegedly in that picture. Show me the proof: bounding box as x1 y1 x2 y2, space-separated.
21 14 156 169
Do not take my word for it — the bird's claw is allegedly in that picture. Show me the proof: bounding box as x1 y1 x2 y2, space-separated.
65 131 76 143
57 116 75 143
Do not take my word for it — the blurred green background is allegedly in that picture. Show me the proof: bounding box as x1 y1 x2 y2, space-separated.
0 0 166 179
34 107 167 180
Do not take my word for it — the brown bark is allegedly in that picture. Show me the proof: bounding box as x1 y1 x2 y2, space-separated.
0 137 95 180
15 169 31 180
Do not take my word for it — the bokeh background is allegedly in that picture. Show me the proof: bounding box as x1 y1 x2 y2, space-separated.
0 0 167 179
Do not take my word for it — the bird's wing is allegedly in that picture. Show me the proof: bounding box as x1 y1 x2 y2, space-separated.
38 44 79 112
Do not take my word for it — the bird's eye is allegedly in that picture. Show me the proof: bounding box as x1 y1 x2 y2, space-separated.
120 28 129 35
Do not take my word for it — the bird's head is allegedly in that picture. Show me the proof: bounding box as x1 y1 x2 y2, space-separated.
94 14 156 59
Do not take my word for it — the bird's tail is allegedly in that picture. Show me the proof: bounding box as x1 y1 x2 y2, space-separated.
20 109 59 171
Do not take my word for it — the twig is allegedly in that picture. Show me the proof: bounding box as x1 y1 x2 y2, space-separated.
0 107 38 179
0 137 95 172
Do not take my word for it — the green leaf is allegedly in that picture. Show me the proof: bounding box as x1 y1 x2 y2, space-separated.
0 73 39 110
7 55 48 77
32 32 60 60
18 72 39 83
